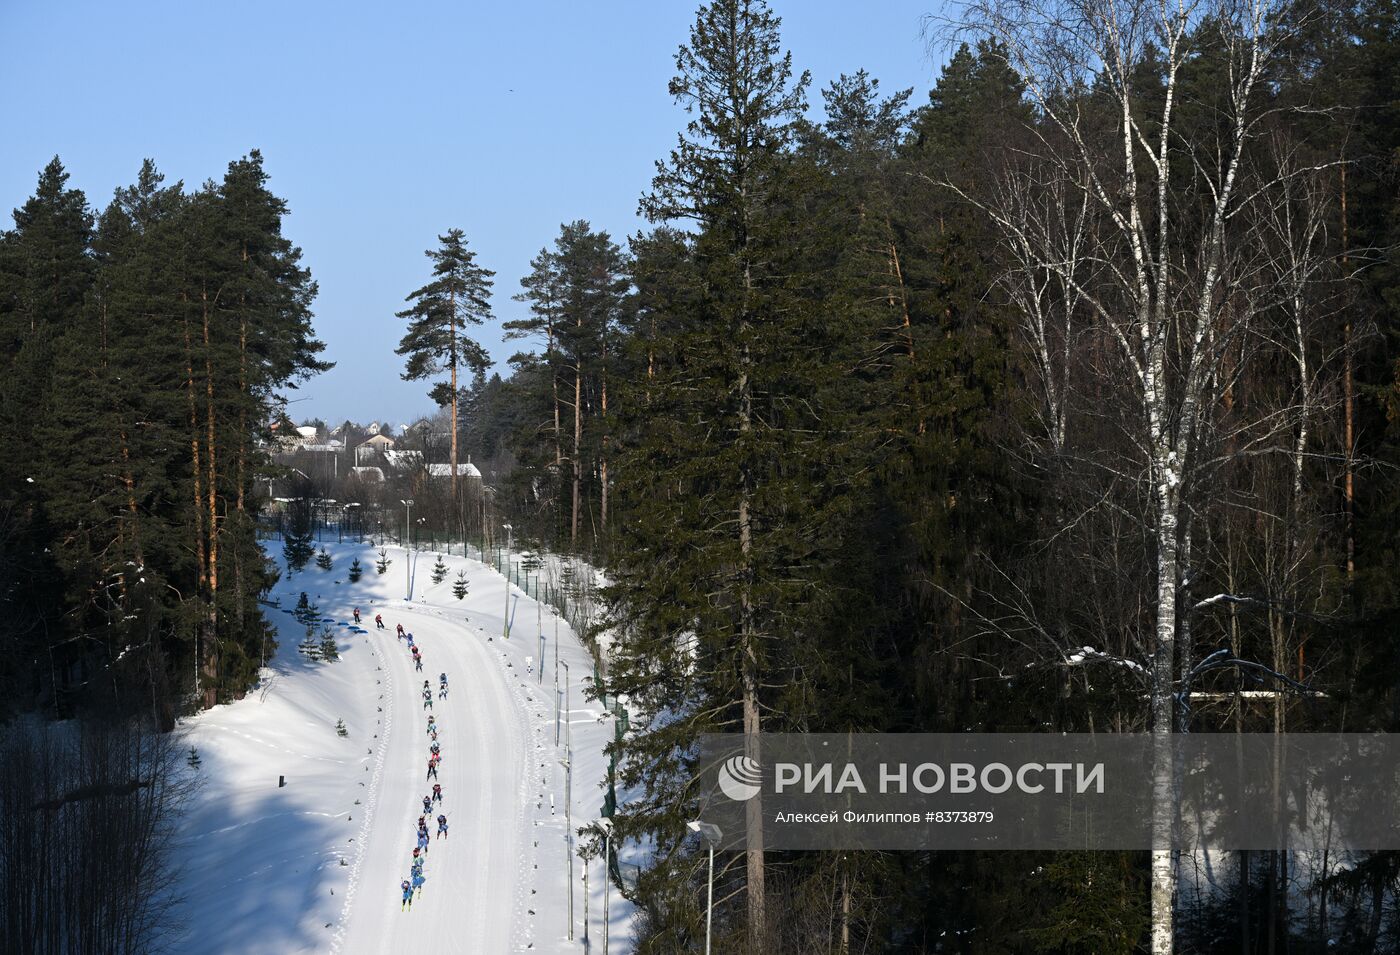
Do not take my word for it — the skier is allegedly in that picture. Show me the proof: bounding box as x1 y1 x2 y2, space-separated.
415 657 424 673
401 879 413 910
427 757 438 781
437 814 448 839
432 783 443 804
397 623 406 639
439 672 448 698
412 867 425 897
426 716 437 736
422 795 431 814
375 613 384 630
418 830 430 854
353 608 361 625
430 741 440 758
423 693 433 711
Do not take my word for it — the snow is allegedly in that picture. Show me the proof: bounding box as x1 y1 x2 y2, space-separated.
169 540 632 953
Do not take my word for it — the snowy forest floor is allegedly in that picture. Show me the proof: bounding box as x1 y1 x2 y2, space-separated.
165 540 631 953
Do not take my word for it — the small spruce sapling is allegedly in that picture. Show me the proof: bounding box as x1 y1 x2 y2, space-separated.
336 718 348 737
316 548 333 571
299 625 322 660
187 746 202 769
376 549 391 575
320 626 339 661
432 555 448 585
348 558 363 583
452 570 469 601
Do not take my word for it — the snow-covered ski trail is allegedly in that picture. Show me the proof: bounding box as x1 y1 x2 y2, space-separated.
340 603 526 954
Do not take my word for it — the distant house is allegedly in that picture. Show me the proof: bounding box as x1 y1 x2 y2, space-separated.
355 433 396 464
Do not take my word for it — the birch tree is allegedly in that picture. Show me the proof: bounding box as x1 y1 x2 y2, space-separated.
942 0 1336 946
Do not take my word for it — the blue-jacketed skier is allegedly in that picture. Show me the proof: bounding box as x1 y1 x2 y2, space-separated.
437 814 448 839
401 879 413 910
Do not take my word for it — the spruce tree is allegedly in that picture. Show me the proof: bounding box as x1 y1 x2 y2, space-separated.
610 1 822 943
375 549 391 574
431 555 448 584
283 498 315 572
452 570 469 600
315 548 333 571
347 557 363 583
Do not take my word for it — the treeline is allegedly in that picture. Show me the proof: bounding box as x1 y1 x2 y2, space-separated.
470 0 1400 950
0 152 327 723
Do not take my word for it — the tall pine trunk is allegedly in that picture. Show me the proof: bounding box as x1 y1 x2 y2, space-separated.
201 286 219 708
600 339 609 537
572 348 582 547
450 288 459 508
182 304 208 707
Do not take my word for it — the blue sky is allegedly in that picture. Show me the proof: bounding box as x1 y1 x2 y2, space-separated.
1 0 947 424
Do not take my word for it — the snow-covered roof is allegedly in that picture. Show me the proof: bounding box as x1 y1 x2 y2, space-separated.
382 449 423 471
296 425 318 439
349 466 384 482
427 462 482 478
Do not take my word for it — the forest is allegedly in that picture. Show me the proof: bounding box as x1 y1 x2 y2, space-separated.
1 0 1398 949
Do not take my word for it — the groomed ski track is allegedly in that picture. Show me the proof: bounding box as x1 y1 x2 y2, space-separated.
172 541 622 953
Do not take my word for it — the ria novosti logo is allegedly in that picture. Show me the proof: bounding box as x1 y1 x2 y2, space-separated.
718 754 763 801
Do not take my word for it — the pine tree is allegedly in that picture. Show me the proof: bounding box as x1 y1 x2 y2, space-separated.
375 549 391 575
452 570 469 600
315 548 333 571
431 555 448 584
320 627 339 661
396 229 494 516
348 557 363 583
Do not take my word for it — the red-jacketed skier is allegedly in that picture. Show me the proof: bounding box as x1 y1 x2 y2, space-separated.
432 783 443 804
375 613 384 630
353 608 361 625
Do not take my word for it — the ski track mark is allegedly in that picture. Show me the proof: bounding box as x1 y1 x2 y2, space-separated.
328 634 392 954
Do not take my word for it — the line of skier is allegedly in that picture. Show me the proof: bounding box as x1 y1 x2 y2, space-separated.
393 619 451 912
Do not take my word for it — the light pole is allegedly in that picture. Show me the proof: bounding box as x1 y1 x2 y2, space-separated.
400 499 414 599
560 752 573 941
551 658 562 744
597 817 613 954
687 821 722 955
501 523 513 638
